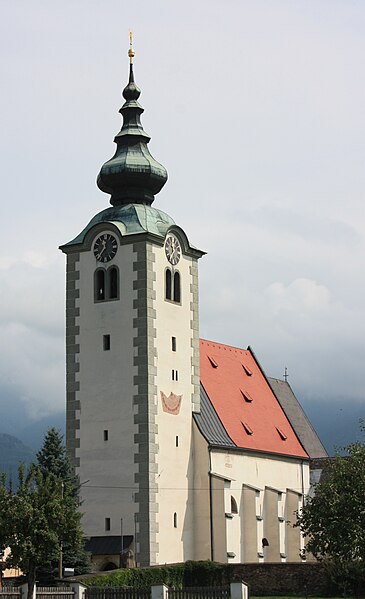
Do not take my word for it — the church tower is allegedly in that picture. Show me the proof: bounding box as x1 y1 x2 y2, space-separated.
60 38 204 566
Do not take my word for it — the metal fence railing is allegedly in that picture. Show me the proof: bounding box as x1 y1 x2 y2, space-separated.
0 588 22 599
167 587 230 599
85 588 150 599
37 586 75 599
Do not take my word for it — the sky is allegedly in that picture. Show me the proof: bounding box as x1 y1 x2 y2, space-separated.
0 0 364 453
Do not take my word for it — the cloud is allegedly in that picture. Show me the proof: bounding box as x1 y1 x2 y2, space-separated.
200 266 365 404
0 0 365 451
0 257 64 336
0 258 65 421
0 251 53 270
265 278 331 313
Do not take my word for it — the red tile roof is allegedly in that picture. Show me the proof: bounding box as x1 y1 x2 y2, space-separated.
200 339 308 458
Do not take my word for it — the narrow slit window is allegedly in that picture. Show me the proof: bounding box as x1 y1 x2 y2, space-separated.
173 512 177 528
95 269 106 301
175 436 179 447
173 271 181 303
172 337 177 352
231 496 238 514
172 369 175 381
276 427 287 441
240 390 253 402
165 269 172 300
242 363 253 376
103 335 111 351
104 430 109 441
175 370 178 381
105 517 111 531
242 421 253 435
108 266 118 299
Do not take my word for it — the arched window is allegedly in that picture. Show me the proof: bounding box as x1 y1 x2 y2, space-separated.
108 266 119 299
94 266 119 303
165 269 181 304
231 496 238 514
95 269 106 301
173 512 177 528
165 268 172 300
173 271 181 303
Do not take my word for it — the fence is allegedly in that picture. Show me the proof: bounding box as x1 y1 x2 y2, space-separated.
0 588 22 599
167 588 230 599
0 585 77 599
0 582 248 599
37 587 75 599
85 589 150 599
84 583 247 599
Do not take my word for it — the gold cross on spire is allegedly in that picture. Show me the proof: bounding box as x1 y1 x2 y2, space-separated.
128 30 135 64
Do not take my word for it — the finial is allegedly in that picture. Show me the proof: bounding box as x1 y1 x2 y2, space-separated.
128 30 135 64
283 367 288 382
96 35 168 206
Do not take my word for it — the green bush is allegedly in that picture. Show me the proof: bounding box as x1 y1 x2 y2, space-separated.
183 561 230 587
82 561 230 589
323 559 365 596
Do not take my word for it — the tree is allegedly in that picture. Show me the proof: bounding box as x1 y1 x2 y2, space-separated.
36 428 91 577
0 464 83 599
297 430 365 592
296 424 365 595
36 428 77 493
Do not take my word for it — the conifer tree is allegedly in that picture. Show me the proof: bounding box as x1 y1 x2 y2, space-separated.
37 428 77 495
0 428 90 594
0 463 83 599
36 428 91 576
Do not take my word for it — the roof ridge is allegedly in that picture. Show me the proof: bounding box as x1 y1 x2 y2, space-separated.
200 338 249 353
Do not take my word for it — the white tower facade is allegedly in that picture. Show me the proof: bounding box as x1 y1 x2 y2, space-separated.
60 49 204 566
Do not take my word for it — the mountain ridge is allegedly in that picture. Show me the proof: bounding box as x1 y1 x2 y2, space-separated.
0 433 36 480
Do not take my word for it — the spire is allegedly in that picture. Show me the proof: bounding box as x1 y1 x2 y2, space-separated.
97 32 168 207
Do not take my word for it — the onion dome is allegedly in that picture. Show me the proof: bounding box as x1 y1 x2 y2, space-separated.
97 35 168 206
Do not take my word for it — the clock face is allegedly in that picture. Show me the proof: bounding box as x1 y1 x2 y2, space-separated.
165 235 181 266
93 233 118 263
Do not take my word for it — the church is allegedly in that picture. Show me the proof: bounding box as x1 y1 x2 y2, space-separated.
60 39 327 569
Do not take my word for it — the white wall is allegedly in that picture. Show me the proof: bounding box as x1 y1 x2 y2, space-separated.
73 226 200 564
204 448 309 563
152 243 197 563
76 234 137 538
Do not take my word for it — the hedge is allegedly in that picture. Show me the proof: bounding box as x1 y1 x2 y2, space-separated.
82 561 231 589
